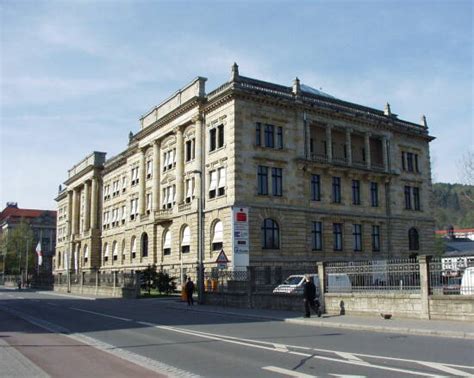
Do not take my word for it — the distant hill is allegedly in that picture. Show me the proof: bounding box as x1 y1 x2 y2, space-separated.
432 183 474 230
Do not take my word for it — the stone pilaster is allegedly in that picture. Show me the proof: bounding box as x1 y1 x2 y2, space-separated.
90 178 98 229
326 124 332 163
304 114 311 159
382 136 389 172
365 132 372 169
139 148 146 215
345 128 352 166
84 181 90 231
71 189 78 235
195 115 203 200
67 191 73 236
152 140 161 211
176 127 184 204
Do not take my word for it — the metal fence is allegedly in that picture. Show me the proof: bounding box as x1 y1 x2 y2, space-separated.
325 258 420 293
429 257 474 296
54 272 137 289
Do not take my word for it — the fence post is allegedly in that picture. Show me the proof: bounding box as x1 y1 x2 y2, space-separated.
317 261 326 313
95 270 99 295
419 255 432 320
247 266 254 309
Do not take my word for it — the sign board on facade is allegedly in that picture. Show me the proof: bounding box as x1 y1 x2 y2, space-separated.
231 207 249 270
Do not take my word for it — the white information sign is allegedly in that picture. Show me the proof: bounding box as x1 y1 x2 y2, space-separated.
231 207 249 270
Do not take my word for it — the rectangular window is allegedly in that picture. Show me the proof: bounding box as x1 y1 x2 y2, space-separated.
256 122 261 146
209 170 218 198
333 223 343 251
370 182 379 207
407 152 414 172
276 126 283 149
353 224 362 251
362 147 366 162
332 177 341 203
413 187 420 210
311 175 321 201
258 166 268 195
372 225 380 252
414 154 419 172
352 180 360 205
272 167 282 196
402 151 406 170
146 193 152 214
185 140 192 162
217 124 224 148
218 167 226 196
146 161 152 179
312 221 322 251
264 124 274 148
404 186 412 209
209 128 217 151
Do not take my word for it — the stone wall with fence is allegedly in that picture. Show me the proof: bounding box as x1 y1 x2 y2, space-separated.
202 256 474 321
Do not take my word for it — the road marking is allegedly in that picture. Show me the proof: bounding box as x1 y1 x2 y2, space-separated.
335 352 364 362
18 296 24 299
47 302 59 306
262 366 316 377
417 361 472 376
70 307 132 322
273 343 289 352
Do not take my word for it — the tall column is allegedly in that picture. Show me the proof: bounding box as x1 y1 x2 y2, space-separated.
345 128 352 166
305 115 311 159
365 132 372 169
176 128 184 204
152 140 161 211
195 115 203 200
138 148 146 215
90 178 98 229
71 189 78 235
326 124 333 163
382 136 389 172
67 191 73 236
84 181 90 231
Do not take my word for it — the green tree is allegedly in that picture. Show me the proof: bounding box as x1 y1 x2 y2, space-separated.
141 264 158 294
156 271 176 294
0 220 35 275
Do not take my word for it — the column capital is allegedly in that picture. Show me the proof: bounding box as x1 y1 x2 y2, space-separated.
153 138 161 147
192 114 204 123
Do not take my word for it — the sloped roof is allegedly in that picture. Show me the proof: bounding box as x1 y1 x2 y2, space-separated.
300 84 337 99
0 206 56 223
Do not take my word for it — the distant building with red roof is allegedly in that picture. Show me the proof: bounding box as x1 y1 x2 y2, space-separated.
0 202 57 275
435 228 474 241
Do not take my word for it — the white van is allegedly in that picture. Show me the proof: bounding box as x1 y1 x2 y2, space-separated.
327 273 352 293
460 267 474 295
273 274 320 295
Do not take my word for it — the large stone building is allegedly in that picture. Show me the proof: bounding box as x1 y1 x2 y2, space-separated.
54 64 435 280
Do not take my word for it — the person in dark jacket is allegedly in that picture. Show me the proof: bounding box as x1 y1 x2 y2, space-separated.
303 275 321 318
185 277 195 306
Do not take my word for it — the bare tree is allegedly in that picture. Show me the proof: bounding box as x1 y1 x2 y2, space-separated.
458 150 474 203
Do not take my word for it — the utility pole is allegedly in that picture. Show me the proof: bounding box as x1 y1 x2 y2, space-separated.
24 238 29 288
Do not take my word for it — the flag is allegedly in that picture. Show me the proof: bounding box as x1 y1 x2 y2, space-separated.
36 241 43 266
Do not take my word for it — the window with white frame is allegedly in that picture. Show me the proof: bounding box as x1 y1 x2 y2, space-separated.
121 205 126 224
209 124 224 152
131 167 139 185
163 149 176 171
181 226 191 253
122 176 127 192
146 160 152 179
121 240 126 261
212 221 223 251
130 198 138 220
209 170 218 198
185 177 195 203
209 168 226 199
146 193 152 214
104 243 109 262
112 241 118 261
218 167 226 196
162 185 176 209
131 236 137 258
163 230 171 255
185 139 195 162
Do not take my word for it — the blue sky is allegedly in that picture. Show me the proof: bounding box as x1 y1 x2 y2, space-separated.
1 0 472 210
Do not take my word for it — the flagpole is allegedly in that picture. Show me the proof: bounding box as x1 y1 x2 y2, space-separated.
24 238 29 288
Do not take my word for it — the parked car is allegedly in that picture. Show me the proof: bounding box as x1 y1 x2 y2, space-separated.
326 273 352 293
460 267 474 295
272 274 320 295
442 277 461 295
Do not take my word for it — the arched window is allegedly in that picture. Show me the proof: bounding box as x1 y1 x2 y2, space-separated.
163 230 171 256
262 218 280 249
409 228 419 251
131 237 137 259
83 245 89 263
112 241 118 261
212 220 223 251
121 240 126 261
104 243 109 262
181 226 190 253
141 233 148 257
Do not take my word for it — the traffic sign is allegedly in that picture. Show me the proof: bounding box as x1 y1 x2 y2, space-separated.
215 249 230 264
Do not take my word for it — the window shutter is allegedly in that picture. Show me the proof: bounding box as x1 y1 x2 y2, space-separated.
212 221 223 243
181 226 191 246
209 170 218 190
218 168 226 188
163 231 171 249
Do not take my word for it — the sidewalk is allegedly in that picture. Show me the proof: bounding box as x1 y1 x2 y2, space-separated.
165 300 474 340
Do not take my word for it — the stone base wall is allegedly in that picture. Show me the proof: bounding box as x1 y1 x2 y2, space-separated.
324 292 423 319
429 296 474 322
54 284 138 298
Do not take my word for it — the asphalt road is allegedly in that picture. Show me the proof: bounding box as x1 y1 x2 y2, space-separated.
1 288 473 377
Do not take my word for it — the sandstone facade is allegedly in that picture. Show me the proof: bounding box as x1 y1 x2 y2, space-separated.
54 64 435 279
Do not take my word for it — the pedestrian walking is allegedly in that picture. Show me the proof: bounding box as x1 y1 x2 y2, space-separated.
303 275 321 318
185 277 195 306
